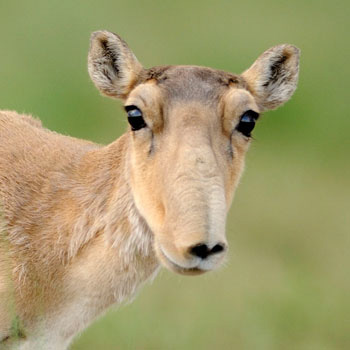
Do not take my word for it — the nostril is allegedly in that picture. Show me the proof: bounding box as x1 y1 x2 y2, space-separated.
189 243 226 259
189 244 210 259
210 244 225 255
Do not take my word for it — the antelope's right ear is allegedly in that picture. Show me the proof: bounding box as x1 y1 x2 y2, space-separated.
88 31 144 99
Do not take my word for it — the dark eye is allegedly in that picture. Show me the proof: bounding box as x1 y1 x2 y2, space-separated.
125 105 147 131
236 110 259 137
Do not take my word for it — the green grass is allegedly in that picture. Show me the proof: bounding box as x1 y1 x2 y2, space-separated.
0 0 349 349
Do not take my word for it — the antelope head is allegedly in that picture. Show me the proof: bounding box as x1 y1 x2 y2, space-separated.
88 31 299 275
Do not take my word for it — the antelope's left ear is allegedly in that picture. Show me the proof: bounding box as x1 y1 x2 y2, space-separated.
242 44 300 111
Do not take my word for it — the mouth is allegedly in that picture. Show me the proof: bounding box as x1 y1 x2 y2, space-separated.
157 244 206 276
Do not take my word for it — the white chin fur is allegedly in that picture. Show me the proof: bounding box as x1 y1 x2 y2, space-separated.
159 245 199 269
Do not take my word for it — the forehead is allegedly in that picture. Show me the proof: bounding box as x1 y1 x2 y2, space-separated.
143 65 247 104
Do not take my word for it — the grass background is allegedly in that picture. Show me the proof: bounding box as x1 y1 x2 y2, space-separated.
0 0 349 349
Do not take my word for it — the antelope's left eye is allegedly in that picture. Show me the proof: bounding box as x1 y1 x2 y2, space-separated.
236 110 259 137
125 105 147 131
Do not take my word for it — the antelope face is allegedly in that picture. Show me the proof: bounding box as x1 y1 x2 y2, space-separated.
123 73 255 275
88 31 300 275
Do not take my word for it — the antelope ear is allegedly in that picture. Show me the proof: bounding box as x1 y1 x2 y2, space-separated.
242 44 300 111
88 31 144 99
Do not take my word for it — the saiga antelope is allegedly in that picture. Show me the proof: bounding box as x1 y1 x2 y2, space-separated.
0 31 299 349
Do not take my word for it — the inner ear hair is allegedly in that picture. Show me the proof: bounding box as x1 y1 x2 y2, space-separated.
263 52 289 87
99 36 121 82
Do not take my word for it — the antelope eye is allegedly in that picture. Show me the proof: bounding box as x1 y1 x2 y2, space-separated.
236 110 259 137
125 105 147 131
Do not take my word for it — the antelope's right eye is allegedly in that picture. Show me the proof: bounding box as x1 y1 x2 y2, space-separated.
125 105 147 131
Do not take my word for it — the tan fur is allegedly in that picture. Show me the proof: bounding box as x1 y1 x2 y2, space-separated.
0 31 299 349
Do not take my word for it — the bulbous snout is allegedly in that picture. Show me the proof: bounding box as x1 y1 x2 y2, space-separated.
156 242 227 275
142 107 233 275
155 238 228 275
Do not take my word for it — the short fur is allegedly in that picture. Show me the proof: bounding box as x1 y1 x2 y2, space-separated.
0 31 299 349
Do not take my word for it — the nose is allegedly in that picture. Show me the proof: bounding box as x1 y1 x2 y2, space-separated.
189 243 226 260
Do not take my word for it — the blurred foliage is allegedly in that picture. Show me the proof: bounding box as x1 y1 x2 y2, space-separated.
0 0 349 349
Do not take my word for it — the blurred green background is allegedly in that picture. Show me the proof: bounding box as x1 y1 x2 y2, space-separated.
1 0 349 349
